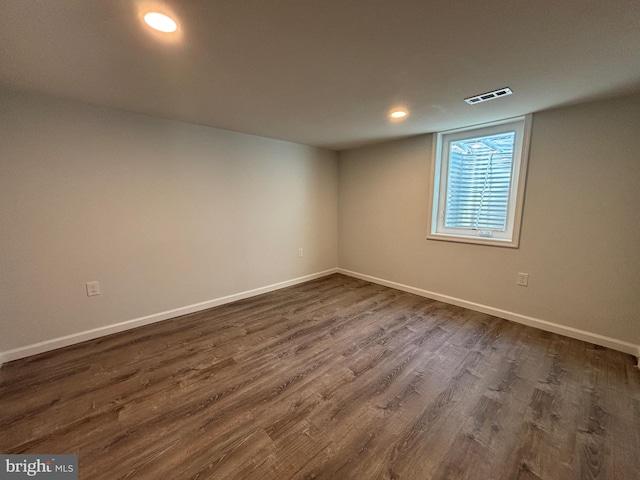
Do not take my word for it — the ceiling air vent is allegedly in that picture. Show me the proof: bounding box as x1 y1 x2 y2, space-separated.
464 87 513 105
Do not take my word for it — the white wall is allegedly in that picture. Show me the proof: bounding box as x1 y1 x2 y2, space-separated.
0 90 338 359
3 90 638 363
338 95 640 352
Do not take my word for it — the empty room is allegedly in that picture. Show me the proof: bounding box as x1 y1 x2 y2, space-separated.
1 1 639 479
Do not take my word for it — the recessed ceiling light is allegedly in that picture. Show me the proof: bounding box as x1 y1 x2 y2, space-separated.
389 109 408 120
144 12 178 33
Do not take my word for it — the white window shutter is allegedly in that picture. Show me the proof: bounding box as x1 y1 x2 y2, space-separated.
444 132 516 231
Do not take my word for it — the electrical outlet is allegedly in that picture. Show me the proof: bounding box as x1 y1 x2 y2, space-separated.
86 281 101 296
298 248 304 258
516 273 529 287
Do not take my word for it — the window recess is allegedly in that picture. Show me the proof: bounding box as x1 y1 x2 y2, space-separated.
428 115 532 247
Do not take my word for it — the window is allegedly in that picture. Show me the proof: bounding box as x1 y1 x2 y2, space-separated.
428 115 531 247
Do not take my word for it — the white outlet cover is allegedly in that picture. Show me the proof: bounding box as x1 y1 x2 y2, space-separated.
86 281 101 296
517 273 529 287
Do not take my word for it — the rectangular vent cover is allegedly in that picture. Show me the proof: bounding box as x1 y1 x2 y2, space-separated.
465 87 513 105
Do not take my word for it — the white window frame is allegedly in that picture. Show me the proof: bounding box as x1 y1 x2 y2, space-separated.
427 115 532 248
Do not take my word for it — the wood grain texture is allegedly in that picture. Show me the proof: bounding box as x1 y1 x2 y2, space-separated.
1 274 638 479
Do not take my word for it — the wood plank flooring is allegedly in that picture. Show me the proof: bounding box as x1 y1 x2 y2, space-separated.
1 274 639 479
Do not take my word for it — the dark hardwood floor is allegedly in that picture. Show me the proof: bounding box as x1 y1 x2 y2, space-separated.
1 274 639 479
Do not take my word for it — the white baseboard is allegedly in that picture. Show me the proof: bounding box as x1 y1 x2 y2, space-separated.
0 269 338 365
3 268 638 368
338 268 640 363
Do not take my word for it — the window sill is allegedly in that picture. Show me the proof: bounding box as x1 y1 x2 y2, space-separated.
426 232 519 248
